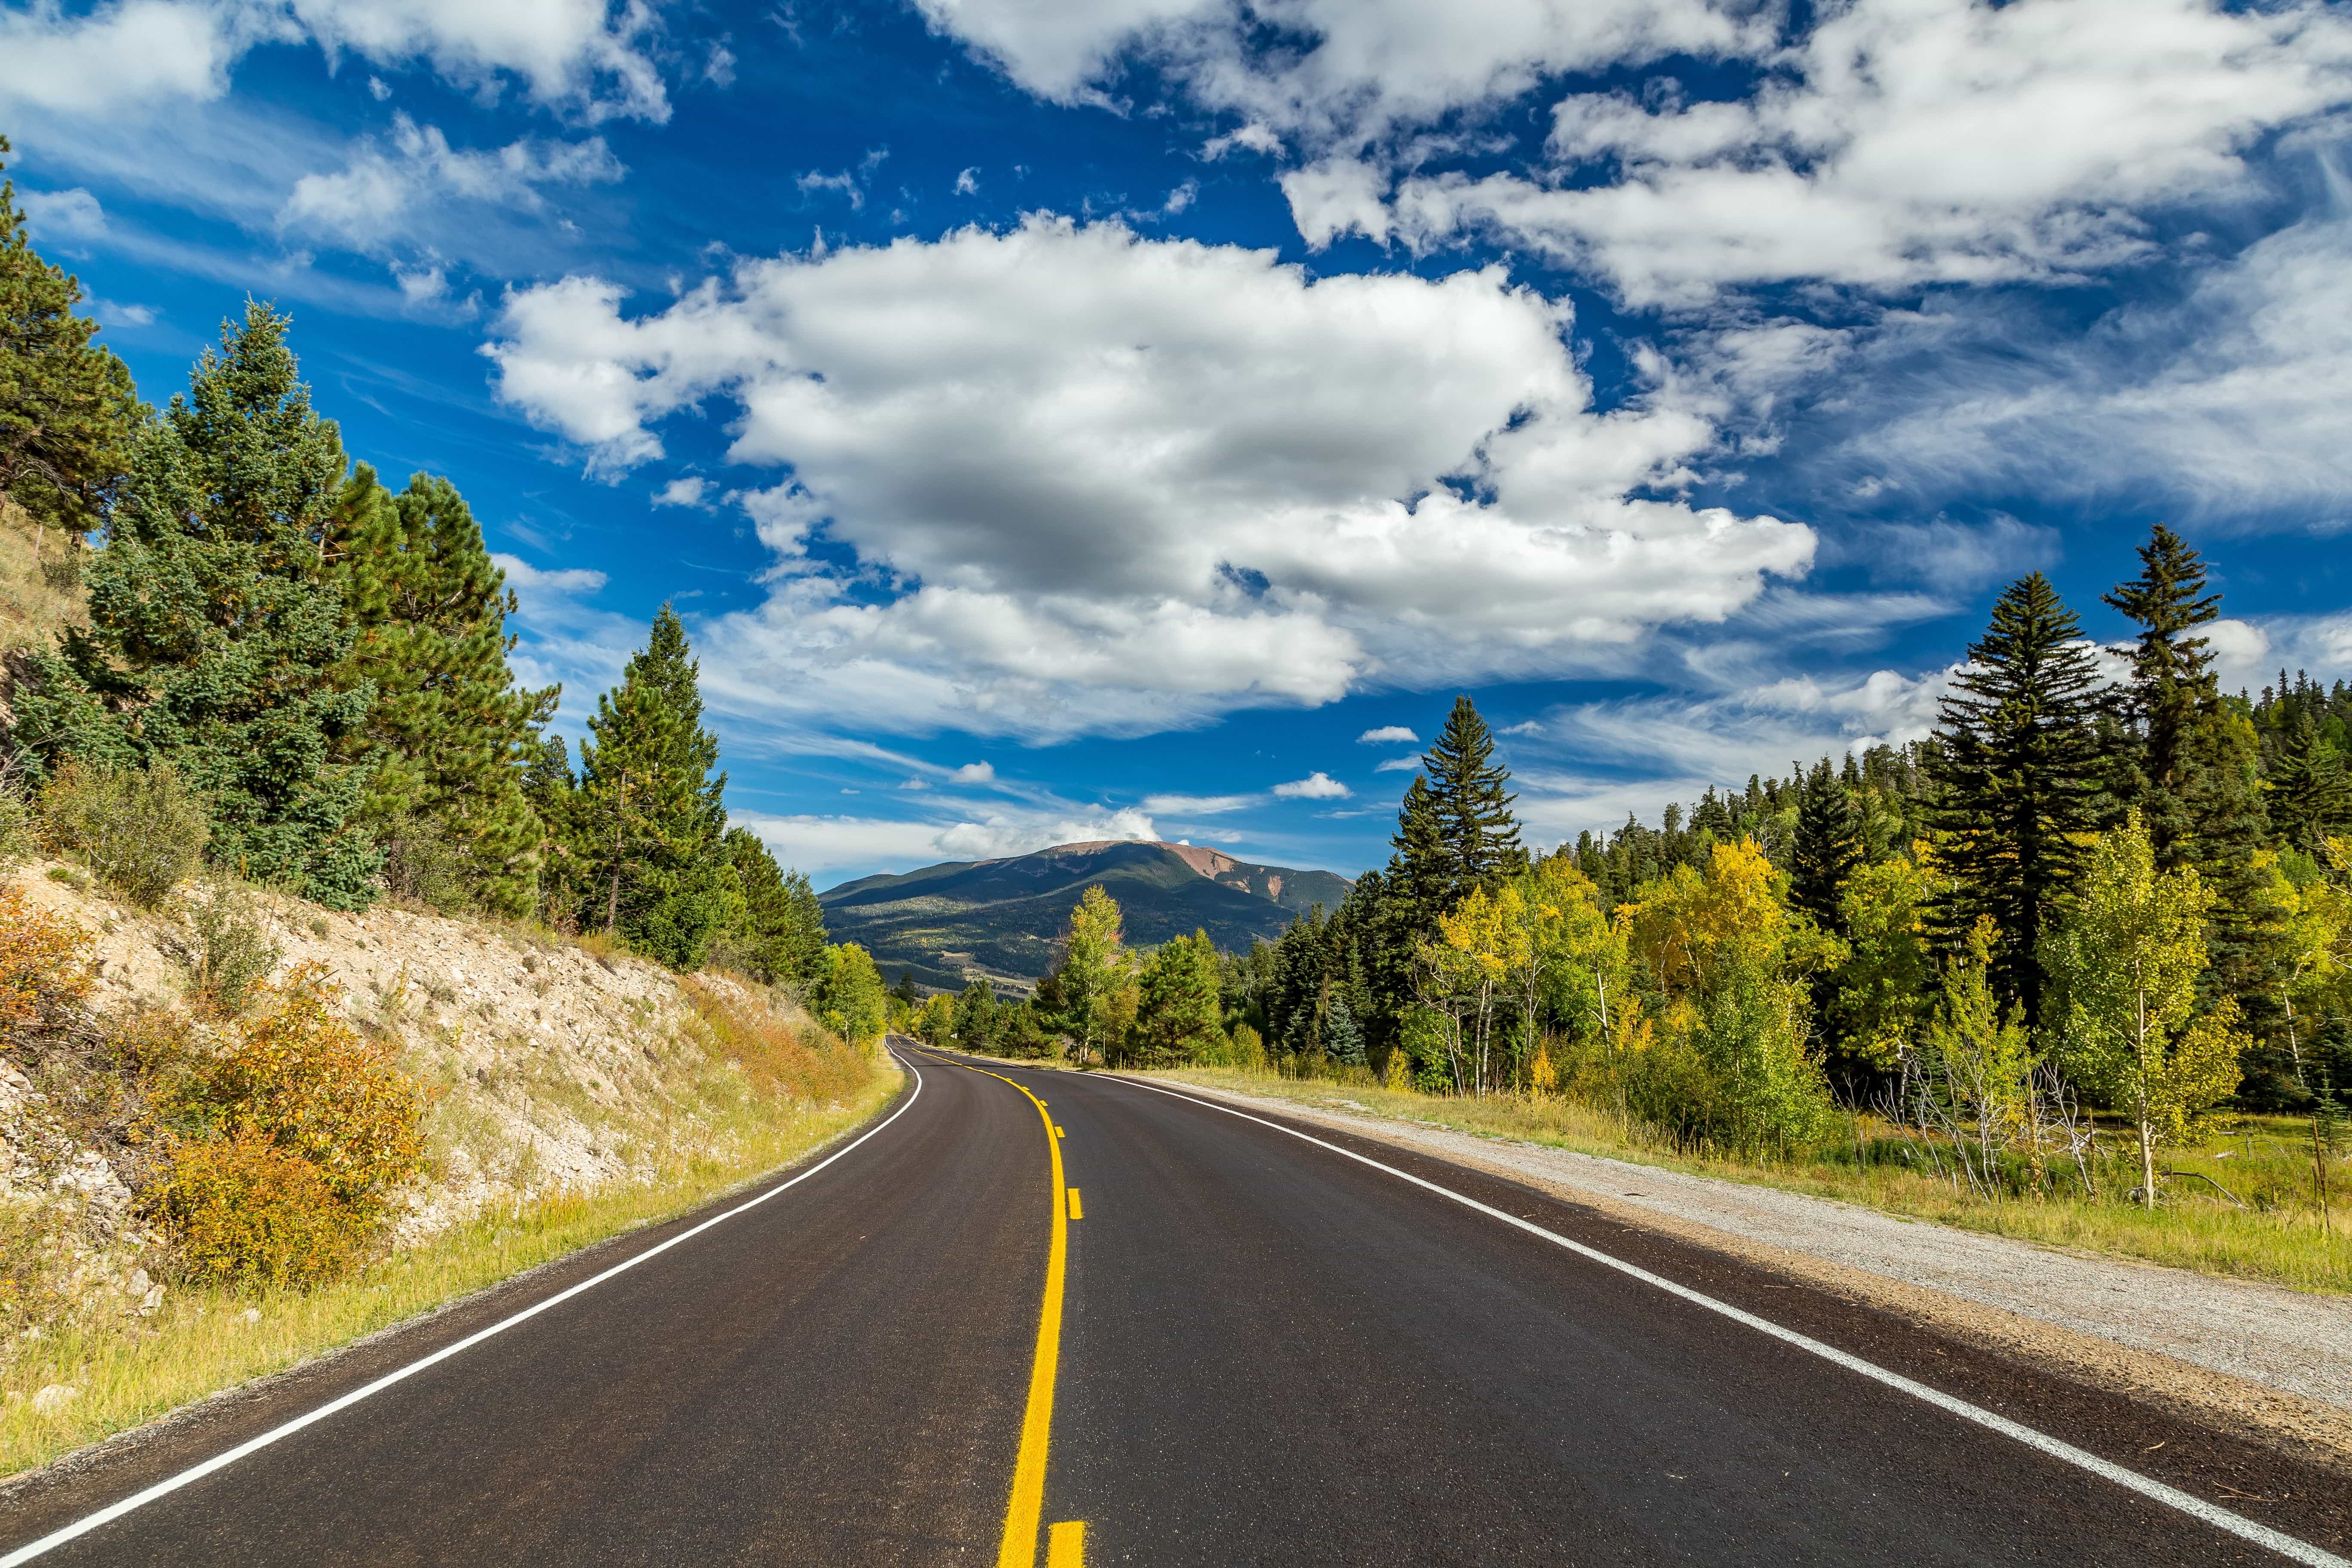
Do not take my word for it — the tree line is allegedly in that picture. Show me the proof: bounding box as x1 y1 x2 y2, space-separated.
0 144 888 1041
937 545 2349 1210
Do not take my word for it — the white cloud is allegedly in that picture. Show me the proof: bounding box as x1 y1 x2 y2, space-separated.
484 216 1812 739
1821 214 2352 518
1142 792 1258 815
16 187 108 242
735 804 1163 880
654 476 711 508
1381 0 2352 306
952 761 996 783
0 0 671 123
954 166 979 196
278 113 623 254
1372 755 1420 772
908 0 1752 145
1273 771 1350 799
1356 724 1417 744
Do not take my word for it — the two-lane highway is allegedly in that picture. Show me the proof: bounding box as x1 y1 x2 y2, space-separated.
4 1044 2346 1565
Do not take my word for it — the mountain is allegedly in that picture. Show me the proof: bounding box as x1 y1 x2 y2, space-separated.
818 840 1354 994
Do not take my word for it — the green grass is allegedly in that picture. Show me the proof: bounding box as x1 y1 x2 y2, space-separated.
1145 1066 2352 1296
0 1058 901 1480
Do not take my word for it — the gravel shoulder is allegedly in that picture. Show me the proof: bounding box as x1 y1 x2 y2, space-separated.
1145 1075 2352 1469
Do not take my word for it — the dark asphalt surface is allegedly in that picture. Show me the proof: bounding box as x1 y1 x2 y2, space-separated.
4 1043 2346 1565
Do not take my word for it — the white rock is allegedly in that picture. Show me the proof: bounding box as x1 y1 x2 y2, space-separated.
241 1307 261 1325
30 1384 77 1415
140 1284 165 1314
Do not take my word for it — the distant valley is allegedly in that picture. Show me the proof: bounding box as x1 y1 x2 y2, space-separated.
818 840 1353 993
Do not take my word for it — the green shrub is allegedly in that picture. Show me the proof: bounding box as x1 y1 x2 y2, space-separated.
374 814 473 914
153 1129 366 1288
40 758 209 906
0 775 34 870
187 882 281 1014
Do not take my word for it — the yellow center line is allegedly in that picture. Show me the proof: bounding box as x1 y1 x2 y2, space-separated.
924 1051 1072 1568
1067 1188 1083 1220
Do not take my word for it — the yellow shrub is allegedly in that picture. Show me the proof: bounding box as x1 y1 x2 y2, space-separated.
153 1129 367 1287
0 884 93 1038
170 965 428 1227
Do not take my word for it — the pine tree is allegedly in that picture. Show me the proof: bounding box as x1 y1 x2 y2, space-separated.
576 605 734 969
2104 525 2273 997
1133 929 1224 1066
1389 773 1449 922
329 467 556 916
720 826 829 989
1790 756 1861 934
522 734 590 930
1423 695 1522 897
2104 525 2221 865
1928 573 2105 1025
0 137 141 550
11 303 380 906
2271 707 2352 846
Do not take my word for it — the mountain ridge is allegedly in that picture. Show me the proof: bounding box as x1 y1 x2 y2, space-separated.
819 839 1352 993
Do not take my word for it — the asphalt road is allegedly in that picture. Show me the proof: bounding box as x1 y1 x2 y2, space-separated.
4 1044 2346 1565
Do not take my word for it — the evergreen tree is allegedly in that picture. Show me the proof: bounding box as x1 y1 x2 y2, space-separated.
576 605 734 969
1928 573 2105 1025
2271 707 2352 846
329 467 556 916
719 826 829 989
1789 757 1862 934
1422 695 1522 897
522 733 591 930
0 137 141 550
1389 773 1449 921
2104 525 2273 996
11 303 380 907
1133 930 1224 1065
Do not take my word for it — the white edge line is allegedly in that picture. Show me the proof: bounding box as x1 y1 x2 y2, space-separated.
1 1053 928 1567
1094 1072 2345 1568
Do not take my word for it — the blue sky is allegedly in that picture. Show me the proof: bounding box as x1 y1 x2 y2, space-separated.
6 0 2350 886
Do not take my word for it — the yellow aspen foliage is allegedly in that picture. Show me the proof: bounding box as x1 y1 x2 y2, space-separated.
0 884 93 1036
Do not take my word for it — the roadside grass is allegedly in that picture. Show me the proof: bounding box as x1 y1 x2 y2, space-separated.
0 1033 900 1481
1142 1066 2352 1296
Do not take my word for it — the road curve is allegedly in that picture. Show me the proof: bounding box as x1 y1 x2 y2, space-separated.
5 1044 2347 1565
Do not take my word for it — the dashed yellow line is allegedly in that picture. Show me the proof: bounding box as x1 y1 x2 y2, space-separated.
1067 1188 1083 1220
1047 1520 1087 1566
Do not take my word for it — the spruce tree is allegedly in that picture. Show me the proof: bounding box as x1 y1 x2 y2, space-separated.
1423 695 1522 896
0 137 141 549
721 826 829 989
329 467 557 916
1389 773 1449 922
576 605 734 969
1790 756 1861 934
2103 525 2273 994
11 303 380 906
2271 708 2352 846
1928 573 2105 1025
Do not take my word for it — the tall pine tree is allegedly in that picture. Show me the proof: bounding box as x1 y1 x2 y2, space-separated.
1789 756 1862 934
0 137 141 552
329 466 557 916
2271 707 2352 846
576 605 735 969
2103 525 2272 995
1423 695 1522 898
12 303 380 907
1928 573 2105 1025
720 825 829 989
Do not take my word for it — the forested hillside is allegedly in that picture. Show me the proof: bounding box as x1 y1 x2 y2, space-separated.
820 839 1350 991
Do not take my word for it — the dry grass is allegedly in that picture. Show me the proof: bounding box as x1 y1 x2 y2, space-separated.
1148 1066 2352 1296
0 500 86 658
0 1010 898 1479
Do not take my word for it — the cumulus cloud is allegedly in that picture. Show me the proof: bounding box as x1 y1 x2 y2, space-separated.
0 0 672 123
277 113 623 254
1356 724 1417 744
16 187 109 243
1365 1 2352 306
484 216 1812 739
952 761 996 783
653 476 711 508
1273 771 1351 799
